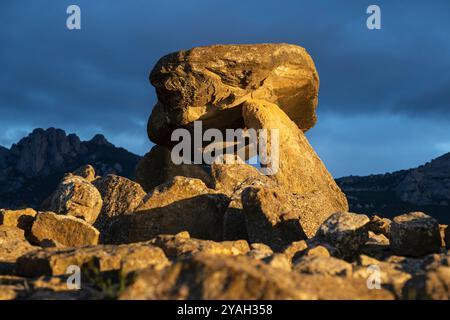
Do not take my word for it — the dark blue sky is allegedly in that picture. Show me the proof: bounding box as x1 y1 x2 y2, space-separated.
1 1 449 177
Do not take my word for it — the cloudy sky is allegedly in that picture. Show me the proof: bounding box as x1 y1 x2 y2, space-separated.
1 0 449 177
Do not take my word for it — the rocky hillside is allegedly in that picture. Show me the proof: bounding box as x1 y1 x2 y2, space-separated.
1 44 449 301
337 153 450 224
0 128 141 209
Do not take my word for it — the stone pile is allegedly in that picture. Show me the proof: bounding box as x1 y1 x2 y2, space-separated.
1 44 449 300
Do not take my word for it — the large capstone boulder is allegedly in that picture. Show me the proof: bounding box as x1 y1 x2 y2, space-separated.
135 144 212 192
93 174 146 235
147 43 319 145
390 212 441 257
30 211 100 247
49 174 103 225
106 177 230 244
72 164 96 182
315 212 370 260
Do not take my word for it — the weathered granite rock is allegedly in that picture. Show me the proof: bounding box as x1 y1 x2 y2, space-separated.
0 208 37 233
0 226 37 273
147 44 319 145
72 164 96 182
107 177 230 243
150 232 250 260
30 212 99 247
444 225 449 249
120 253 393 300
16 242 170 277
315 212 370 260
93 174 146 236
390 212 441 257
242 100 348 205
353 255 412 298
368 215 391 238
242 186 310 250
49 174 103 224
402 266 450 300
360 231 391 260
294 255 353 277
246 243 274 260
282 240 308 262
135 145 212 192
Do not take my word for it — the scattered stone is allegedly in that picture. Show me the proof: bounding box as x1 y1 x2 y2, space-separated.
93 174 146 236
149 232 250 260
390 212 441 257
360 231 391 260
72 164 96 182
120 253 392 300
305 245 331 258
147 44 319 146
246 243 274 260
368 215 391 238
294 255 352 277
282 240 308 262
30 212 99 247
0 226 37 273
440 224 448 248
262 253 291 271
402 266 450 300
16 242 170 277
315 212 370 260
135 145 212 193
107 177 230 243
0 208 37 233
49 174 103 224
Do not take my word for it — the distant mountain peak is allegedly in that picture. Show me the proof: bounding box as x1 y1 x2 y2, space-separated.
0 128 141 210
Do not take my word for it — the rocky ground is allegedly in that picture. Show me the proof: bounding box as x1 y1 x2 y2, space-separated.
1 43 449 300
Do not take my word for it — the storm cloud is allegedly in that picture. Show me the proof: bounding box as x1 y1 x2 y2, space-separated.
1 0 449 177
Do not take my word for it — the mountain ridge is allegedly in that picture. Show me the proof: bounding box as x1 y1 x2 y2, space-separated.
0 127 141 209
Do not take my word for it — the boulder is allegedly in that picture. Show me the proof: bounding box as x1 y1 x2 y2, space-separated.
93 174 146 236
402 266 450 300
315 212 370 260
150 232 249 260
147 43 319 145
106 177 230 243
0 226 37 273
242 100 348 207
0 208 37 233
135 145 212 192
242 186 310 250
30 212 99 247
16 242 170 277
390 212 441 257
120 253 393 300
72 164 96 182
294 255 353 277
246 243 274 260
368 215 391 238
49 174 103 225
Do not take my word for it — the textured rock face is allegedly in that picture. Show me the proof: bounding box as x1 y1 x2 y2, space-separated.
147 44 319 145
150 232 250 259
93 174 146 235
30 212 100 247
135 145 212 192
242 100 347 205
16 242 170 277
49 174 103 225
390 212 441 257
72 164 96 182
0 208 37 233
120 253 393 300
294 255 353 277
315 212 370 260
0 226 37 269
403 266 450 300
242 187 308 250
368 215 391 238
107 177 230 243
